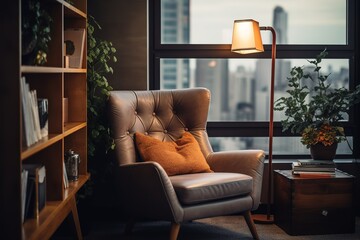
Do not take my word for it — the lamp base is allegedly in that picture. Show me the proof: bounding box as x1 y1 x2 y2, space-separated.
252 214 274 224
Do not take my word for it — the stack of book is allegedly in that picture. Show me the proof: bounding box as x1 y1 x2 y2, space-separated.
21 76 49 147
292 160 336 177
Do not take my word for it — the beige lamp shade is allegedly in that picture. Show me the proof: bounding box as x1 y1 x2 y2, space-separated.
231 19 264 54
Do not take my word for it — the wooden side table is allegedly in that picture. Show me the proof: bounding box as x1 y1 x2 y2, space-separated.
274 169 356 235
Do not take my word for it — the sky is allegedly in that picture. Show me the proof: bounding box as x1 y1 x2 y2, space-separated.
187 0 347 72
190 0 346 45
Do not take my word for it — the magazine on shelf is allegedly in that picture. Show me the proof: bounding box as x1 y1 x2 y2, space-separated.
23 164 46 219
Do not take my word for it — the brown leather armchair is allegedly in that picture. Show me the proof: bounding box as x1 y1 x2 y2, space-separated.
108 88 265 240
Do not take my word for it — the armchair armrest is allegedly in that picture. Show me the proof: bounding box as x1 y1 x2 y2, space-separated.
115 161 184 222
206 150 265 209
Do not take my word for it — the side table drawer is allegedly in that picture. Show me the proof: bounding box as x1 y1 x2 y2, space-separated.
274 170 356 235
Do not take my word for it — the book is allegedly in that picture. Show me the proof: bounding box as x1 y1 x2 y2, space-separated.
21 169 28 222
292 162 336 172
38 98 49 138
23 164 46 219
64 28 86 68
20 76 45 146
298 159 336 166
63 161 69 189
30 90 42 141
292 170 336 177
21 76 33 146
24 174 35 219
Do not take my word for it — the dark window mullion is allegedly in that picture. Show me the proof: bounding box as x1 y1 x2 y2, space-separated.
153 46 354 59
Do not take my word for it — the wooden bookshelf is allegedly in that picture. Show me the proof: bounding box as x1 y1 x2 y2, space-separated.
0 0 88 239
23 174 89 240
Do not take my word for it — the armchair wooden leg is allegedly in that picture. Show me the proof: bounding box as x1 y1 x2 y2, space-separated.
244 211 259 240
170 222 180 240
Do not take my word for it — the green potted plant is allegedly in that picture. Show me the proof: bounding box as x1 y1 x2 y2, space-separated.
274 50 360 160
87 15 117 191
22 0 52 65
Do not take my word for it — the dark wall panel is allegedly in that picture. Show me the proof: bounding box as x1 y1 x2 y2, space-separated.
88 0 147 90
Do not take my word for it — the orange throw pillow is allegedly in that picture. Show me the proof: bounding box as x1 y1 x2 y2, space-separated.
134 132 213 176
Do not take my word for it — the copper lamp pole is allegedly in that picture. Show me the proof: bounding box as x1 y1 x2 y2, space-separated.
231 19 276 223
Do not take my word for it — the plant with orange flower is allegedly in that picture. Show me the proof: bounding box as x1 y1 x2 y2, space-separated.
301 123 345 148
274 50 360 149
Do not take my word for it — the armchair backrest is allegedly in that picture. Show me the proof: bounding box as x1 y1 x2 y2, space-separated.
108 88 214 166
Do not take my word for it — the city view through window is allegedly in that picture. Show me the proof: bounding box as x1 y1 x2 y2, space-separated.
159 0 352 155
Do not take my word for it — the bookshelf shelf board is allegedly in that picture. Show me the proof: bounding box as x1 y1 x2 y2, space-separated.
21 66 86 74
63 68 87 73
21 66 63 73
64 122 87 136
64 173 90 199
62 0 87 18
21 134 63 160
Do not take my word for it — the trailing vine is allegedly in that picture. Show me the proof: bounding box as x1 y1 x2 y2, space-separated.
87 15 117 180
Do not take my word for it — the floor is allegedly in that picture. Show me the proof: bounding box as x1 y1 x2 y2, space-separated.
53 214 360 240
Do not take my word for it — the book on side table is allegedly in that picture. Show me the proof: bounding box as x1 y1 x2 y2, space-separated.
292 159 336 177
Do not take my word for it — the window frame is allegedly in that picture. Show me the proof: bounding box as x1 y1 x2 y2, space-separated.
148 0 360 160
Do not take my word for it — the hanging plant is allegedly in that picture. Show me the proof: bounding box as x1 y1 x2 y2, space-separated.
22 0 52 65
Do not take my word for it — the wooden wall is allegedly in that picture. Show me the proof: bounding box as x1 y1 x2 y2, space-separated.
88 0 148 90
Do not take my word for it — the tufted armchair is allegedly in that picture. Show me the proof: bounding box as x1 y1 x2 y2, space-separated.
108 88 265 240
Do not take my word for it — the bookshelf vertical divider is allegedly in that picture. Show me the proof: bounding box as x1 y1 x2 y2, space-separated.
2 0 89 239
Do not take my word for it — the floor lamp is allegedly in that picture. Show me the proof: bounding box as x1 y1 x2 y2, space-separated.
231 19 276 223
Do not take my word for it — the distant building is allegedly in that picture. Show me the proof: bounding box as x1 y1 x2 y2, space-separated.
273 6 288 44
273 6 291 90
195 59 229 120
161 0 190 89
254 5 291 121
231 66 255 121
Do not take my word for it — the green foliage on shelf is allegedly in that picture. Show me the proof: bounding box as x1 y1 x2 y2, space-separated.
22 0 52 65
87 15 117 172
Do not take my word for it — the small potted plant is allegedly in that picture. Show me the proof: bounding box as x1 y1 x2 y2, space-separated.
274 49 360 160
22 0 52 65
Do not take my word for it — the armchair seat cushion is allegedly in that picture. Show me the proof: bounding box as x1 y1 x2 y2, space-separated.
170 172 253 205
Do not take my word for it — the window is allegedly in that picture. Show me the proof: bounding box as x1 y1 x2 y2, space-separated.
149 0 359 159
161 0 347 45
209 137 353 155
160 58 350 122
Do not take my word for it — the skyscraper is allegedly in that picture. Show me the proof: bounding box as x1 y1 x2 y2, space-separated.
231 66 255 121
161 0 190 89
273 6 290 90
273 6 288 44
195 59 229 120
254 5 290 123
